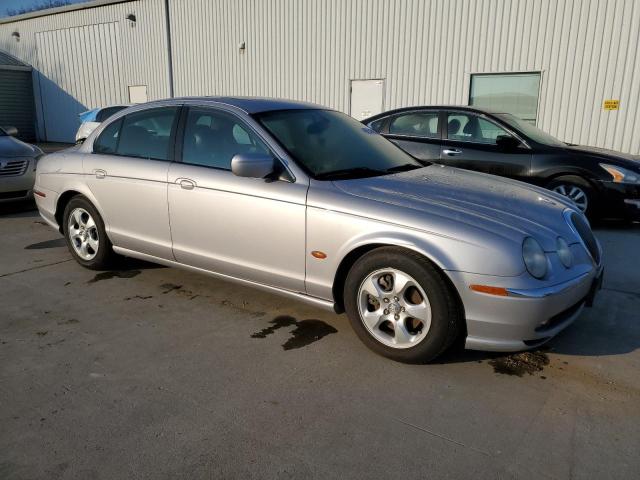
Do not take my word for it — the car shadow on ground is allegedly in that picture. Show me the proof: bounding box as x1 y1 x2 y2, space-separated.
0 200 38 217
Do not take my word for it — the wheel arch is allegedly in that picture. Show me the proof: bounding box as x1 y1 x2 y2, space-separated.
55 186 108 235
331 241 463 320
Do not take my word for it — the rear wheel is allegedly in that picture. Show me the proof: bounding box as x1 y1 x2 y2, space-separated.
63 196 116 270
547 175 596 217
343 247 462 363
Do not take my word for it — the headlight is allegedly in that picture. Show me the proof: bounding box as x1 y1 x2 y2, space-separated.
556 237 573 268
600 163 640 184
522 237 548 279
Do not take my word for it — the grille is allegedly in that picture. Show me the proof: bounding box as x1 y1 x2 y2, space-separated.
569 211 601 264
0 158 29 177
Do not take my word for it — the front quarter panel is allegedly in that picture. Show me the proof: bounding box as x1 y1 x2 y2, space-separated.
305 183 526 301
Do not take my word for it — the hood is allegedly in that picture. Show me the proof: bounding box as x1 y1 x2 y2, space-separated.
0 135 40 158
333 165 578 250
565 144 640 166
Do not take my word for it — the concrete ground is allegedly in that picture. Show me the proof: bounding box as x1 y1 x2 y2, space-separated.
1 202 639 480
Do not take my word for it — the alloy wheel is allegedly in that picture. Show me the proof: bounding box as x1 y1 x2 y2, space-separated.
357 268 432 349
552 184 588 212
68 208 99 260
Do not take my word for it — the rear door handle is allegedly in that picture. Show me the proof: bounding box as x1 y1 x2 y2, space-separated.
443 148 462 156
94 169 107 179
176 178 196 190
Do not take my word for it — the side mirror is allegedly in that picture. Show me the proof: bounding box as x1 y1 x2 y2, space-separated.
231 153 275 179
496 134 521 150
2 126 18 137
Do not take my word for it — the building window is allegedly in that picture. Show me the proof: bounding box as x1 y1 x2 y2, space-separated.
469 72 541 124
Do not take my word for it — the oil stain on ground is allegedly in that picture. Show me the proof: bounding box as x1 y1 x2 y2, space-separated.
88 270 141 283
489 351 550 377
251 315 338 350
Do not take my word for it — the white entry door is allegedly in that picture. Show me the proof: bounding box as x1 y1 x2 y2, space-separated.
350 79 384 120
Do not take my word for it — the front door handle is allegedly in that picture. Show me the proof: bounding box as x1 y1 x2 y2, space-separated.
94 169 107 179
177 178 196 190
443 148 462 156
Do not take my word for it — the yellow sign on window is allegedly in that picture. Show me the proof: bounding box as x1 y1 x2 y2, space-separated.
603 99 620 110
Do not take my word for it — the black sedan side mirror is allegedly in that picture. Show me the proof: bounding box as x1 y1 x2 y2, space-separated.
231 153 275 179
2 126 18 137
496 134 521 150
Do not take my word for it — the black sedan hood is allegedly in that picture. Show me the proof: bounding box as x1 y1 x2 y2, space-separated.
0 135 39 158
565 144 640 166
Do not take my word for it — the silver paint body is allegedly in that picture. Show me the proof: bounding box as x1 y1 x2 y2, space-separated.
34 97 603 351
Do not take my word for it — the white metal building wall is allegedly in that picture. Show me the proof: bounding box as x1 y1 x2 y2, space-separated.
0 0 170 141
0 0 638 153
169 0 640 155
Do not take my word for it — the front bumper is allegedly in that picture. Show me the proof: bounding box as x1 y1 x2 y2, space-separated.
0 162 35 202
599 180 640 219
447 264 604 352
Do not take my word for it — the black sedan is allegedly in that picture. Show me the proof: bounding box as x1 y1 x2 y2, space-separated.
364 106 640 220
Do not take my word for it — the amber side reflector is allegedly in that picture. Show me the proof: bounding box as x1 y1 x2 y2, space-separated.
311 251 327 259
469 284 509 296
34 190 46 198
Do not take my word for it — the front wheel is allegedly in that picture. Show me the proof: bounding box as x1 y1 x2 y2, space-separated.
547 176 596 218
343 247 462 363
63 196 116 270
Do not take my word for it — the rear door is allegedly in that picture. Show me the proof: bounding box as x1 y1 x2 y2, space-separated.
84 106 180 259
440 110 531 180
381 109 442 163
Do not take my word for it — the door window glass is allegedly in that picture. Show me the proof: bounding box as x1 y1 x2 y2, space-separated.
389 112 439 138
116 107 179 161
446 113 509 145
93 118 122 154
182 108 270 170
469 72 541 124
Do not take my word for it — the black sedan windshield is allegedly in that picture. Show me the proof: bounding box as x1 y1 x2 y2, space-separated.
255 109 422 179
496 113 566 147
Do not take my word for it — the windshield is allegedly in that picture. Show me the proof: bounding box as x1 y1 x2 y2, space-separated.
254 109 422 179
495 113 566 147
0 127 6 136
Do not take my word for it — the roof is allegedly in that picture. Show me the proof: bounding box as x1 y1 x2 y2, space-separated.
362 104 509 122
172 96 326 114
0 0 132 25
0 50 30 69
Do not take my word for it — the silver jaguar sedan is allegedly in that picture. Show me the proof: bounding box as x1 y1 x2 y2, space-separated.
34 97 603 362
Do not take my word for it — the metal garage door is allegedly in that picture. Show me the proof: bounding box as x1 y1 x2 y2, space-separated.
35 23 123 142
0 53 36 141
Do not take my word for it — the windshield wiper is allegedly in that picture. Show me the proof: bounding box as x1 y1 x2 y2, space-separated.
315 167 387 180
385 163 423 173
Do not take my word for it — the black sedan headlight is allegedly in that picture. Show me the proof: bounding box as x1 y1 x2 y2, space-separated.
600 164 640 184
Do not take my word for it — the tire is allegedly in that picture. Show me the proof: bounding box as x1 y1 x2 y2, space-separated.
343 247 463 363
62 195 116 270
547 175 597 218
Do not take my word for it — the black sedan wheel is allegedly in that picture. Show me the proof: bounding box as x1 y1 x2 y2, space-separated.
547 176 596 217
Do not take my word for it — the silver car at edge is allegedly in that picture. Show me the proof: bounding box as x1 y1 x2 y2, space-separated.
0 126 44 202
33 97 604 363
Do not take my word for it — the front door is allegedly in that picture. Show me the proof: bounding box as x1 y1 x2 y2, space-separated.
85 106 180 259
168 106 307 292
440 110 531 180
